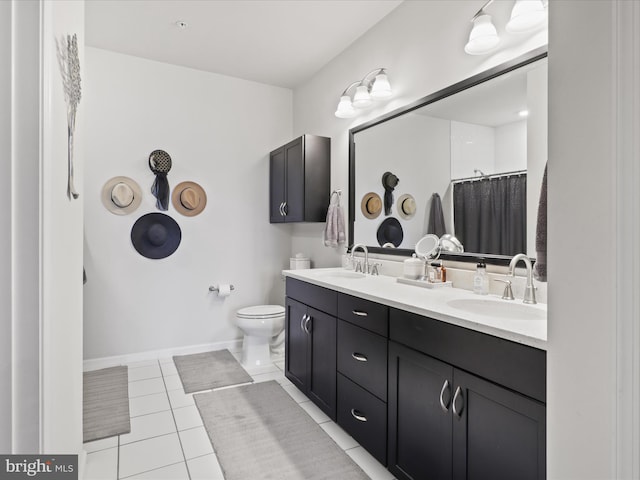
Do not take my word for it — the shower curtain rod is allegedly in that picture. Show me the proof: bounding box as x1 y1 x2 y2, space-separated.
451 169 527 184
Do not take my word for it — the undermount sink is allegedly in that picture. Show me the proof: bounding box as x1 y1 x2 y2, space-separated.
446 298 546 321
316 270 366 280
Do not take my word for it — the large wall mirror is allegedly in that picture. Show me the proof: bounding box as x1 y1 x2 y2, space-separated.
349 48 547 264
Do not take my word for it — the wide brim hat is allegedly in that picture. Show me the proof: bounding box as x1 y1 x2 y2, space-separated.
361 192 382 219
172 181 207 217
397 194 416 220
377 217 404 247
101 176 143 215
131 213 182 259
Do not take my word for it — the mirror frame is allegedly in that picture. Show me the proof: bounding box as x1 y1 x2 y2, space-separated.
348 47 547 266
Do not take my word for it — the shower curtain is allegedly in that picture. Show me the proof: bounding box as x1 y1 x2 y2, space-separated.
453 174 526 256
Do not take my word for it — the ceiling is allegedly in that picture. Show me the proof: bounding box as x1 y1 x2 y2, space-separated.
84 0 403 89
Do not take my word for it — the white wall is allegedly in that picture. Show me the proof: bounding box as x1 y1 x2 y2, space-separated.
0 0 85 456
83 48 293 359
0 0 12 454
547 1 635 478
41 0 85 455
495 120 527 173
291 0 547 268
353 113 450 250
450 120 495 179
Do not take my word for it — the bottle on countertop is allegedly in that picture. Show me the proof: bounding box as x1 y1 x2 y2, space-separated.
473 259 488 295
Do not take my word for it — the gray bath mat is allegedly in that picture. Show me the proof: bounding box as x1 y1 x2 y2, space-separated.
194 380 369 480
83 366 131 443
173 349 252 394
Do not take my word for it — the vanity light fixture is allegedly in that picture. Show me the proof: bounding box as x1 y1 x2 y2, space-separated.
465 0 547 55
334 68 392 119
506 0 547 33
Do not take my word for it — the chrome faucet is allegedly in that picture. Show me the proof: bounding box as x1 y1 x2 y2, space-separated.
351 244 369 274
508 253 537 304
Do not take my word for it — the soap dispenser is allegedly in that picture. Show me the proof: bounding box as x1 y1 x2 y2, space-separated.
473 259 489 295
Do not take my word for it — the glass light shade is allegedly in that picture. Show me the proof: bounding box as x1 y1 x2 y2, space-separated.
352 85 373 108
335 95 356 118
464 14 500 55
370 73 392 99
506 0 546 33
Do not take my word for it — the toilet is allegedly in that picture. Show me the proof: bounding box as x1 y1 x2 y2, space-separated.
235 305 285 367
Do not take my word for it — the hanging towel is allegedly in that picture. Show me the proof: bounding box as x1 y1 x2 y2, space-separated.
533 164 547 282
323 193 346 247
427 193 446 238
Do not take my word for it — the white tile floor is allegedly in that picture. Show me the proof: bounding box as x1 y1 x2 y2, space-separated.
83 351 395 480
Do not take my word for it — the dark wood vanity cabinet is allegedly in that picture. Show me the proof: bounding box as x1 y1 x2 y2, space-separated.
285 277 546 479
285 278 337 419
269 135 330 223
335 293 389 465
388 308 546 480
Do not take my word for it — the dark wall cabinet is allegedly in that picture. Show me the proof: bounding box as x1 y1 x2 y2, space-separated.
285 278 337 419
285 277 546 480
270 135 330 223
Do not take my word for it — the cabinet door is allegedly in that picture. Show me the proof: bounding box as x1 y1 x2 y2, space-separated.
452 369 546 480
269 147 286 223
388 342 453 480
284 137 304 222
307 306 337 420
285 298 308 391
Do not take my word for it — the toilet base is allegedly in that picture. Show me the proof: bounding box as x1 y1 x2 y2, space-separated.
241 334 273 367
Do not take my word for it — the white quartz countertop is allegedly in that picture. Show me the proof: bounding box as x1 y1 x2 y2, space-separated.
283 268 547 351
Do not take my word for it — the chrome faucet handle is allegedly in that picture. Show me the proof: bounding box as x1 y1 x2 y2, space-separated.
495 279 515 301
354 260 363 273
370 263 382 276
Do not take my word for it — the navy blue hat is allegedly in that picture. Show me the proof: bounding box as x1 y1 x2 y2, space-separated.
377 217 404 247
131 213 181 259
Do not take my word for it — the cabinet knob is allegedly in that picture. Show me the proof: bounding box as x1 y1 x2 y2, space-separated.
350 408 368 422
351 352 368 362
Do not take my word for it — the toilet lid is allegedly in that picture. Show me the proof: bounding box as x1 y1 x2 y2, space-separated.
237 305 285 319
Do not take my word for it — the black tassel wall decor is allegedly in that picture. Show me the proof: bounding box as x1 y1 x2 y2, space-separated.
148 150 172 211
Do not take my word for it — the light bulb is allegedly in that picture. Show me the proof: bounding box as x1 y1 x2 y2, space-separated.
506 0 547 33
464 14 500 55
335 95 356 118
352 85 373 109
370 73 392 99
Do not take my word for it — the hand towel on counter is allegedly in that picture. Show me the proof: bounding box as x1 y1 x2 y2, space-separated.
323 196 346 247
533 164 547 282
427 193 446 238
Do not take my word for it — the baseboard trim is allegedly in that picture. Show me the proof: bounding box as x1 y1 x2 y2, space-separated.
83 339 243 371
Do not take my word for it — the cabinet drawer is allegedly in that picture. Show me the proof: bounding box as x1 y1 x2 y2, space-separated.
338 293 388 336
337 373 387 465
286 277 337 316
337 320 387 401
390 308 546 403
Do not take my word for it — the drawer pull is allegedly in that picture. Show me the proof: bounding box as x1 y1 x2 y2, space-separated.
352 310 368 317
350 408 368 422
304 315 312 334
452 386 464 418
300 314 307 333
439 379 451 412
351 352 368 362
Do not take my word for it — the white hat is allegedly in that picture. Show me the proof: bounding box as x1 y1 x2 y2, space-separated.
397 194 416 220
101 176 143 215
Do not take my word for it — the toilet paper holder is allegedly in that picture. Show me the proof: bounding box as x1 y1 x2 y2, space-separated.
209 284 235 293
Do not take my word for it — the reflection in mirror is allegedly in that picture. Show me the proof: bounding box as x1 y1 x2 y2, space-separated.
350 49 547 263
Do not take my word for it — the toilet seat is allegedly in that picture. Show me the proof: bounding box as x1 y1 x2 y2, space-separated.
237 305 285 319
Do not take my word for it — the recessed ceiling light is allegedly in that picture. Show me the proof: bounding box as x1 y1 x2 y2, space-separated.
175 21 188 30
